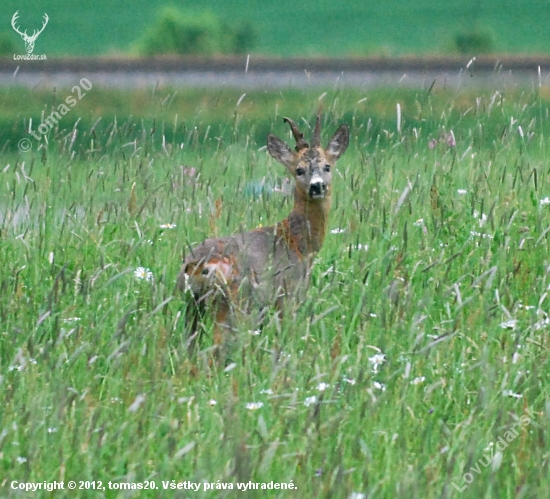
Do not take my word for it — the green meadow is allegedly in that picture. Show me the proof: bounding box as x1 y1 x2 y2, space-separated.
1 0 550 56
1 82 550 498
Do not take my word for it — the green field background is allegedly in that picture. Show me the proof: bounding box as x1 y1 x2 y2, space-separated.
1 0 550 56
2 2 550 497
1 84 550 497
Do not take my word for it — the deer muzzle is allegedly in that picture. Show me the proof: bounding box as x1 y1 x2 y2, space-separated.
309 178 327 198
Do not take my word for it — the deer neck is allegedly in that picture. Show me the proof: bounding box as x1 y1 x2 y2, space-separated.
285 191 331 255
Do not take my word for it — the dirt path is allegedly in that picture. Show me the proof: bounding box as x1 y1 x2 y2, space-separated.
0 55 547 89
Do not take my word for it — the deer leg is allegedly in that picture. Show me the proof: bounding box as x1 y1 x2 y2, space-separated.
213 298 231 345
185 293 206 358
210 296 236 364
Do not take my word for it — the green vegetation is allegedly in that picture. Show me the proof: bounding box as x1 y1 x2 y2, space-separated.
454 26 496 54
0 32 17 56
0 84 549 497
137 8 255 56
1 0 550 57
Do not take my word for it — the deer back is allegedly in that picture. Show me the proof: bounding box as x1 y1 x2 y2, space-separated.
179 224 309 307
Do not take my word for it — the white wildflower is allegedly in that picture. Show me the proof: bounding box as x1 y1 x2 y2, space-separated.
16 457 27 464
134 267 153 281
260 389 273 395
373 381 386 391
499 319 517 330
304 396 317 407
457 189 467 195
473 210 488 227
246 402 263 411
502 390 522 399
63 317 81 323
411 376 426 385
208 399 217 406
159 223 177 229
317 382 329 391
330 228 345 234
533 315 550 330
540 197 550 206
470 230 493 239
368 353 386 373
413 218 425 227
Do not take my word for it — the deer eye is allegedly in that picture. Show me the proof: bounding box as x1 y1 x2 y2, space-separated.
324 164 331 172
296 167 305 176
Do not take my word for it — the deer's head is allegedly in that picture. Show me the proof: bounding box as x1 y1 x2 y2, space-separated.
267 114 349 202
11 11 49 55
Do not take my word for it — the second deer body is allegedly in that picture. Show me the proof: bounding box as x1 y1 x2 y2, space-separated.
178 115 349 354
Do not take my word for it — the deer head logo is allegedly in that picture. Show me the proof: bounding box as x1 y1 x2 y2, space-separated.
11 11 49 55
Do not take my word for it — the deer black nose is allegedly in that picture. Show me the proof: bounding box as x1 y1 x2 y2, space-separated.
309 181 326 197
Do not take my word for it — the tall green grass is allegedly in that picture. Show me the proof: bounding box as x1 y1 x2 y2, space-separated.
0 85 549 497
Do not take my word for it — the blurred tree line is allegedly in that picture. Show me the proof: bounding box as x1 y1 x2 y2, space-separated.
138 8 256 56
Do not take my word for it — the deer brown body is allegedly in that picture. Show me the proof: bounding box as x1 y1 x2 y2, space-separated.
178 115 349 355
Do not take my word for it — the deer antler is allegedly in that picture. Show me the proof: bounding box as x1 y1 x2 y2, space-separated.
11 11 27 38
283 117 309 151
311 109 322 147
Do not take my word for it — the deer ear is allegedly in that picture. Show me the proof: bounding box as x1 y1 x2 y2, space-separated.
325 124 349 161
267 134 296 169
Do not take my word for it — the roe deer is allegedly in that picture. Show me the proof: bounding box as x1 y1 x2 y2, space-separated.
178 114 349 355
